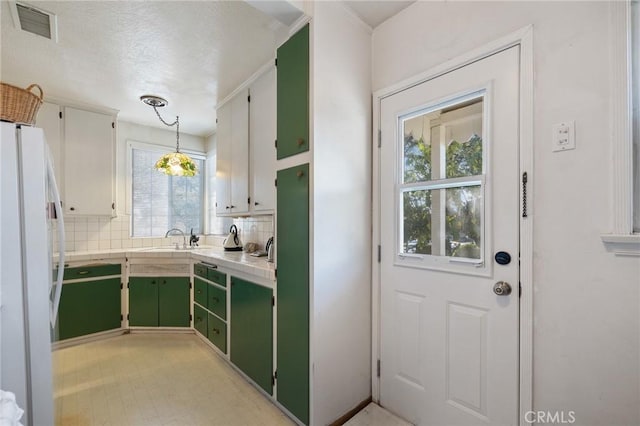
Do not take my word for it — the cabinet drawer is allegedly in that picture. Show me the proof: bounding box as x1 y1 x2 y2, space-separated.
208 284 226 320
194 278 208 307
208 268 226 287
207 313 227 354
194 304 207 337
194 263 207 279
63 264 120 281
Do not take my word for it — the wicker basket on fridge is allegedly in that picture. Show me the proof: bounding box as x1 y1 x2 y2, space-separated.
0 82 44 125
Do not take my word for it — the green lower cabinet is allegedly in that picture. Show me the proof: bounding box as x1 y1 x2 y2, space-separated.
129 277 159 326
57 277 121 340
230 277 274 395
158 277 190 327
207 313 227 354
194 278 208 306
208 284 226 320
276 164 310 424
129 276 189 327
193 304 208 337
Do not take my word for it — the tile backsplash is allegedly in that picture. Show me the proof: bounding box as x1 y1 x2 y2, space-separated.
53 215 273 253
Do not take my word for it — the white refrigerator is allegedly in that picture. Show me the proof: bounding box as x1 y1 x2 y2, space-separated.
1 122 65 425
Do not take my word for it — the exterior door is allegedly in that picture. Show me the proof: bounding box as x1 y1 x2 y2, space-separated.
379 46 520 425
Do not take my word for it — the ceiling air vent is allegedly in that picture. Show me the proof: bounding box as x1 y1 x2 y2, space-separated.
13 2 56 40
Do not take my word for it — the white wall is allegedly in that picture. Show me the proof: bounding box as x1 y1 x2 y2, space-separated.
373 2 640 425
310 3 372 425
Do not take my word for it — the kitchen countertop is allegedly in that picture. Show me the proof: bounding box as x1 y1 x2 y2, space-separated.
56 246 275 281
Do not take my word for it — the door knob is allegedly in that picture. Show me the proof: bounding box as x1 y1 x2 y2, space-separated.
493 281 512 296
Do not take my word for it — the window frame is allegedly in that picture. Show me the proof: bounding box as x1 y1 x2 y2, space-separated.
126 140 206 238
395 89 492 275
601 1 640 254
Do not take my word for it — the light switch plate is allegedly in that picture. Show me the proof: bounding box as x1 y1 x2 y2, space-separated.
552 121 575 152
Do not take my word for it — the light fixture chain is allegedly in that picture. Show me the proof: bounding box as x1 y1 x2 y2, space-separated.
152 105 180 152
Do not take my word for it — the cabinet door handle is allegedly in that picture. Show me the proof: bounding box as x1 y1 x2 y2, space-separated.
151 280 156 285
297 138 305 147
225 206 230 210
254 201 260 206
212 328 220 335
230 205 236 208
196 289 202 294
297 170 305 178
78 270 90 275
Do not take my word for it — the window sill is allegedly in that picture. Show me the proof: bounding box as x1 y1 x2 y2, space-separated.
601 234 640 256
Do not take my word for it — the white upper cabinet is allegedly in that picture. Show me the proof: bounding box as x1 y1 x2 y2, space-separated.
63 107 116 216
230 90 250 215
216 88 249 216
35 102 116 216
216 101 232 216
250 66 276 213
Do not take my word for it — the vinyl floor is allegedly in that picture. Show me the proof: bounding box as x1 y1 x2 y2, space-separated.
53 333 293 426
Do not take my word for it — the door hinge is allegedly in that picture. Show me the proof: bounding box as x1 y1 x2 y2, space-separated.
127 282 130 289
58 111 62 119
519 282 522 298
248 197 251 205
275 58 278 66
216 118 218 124
127 314 130 320
378 129 381 148
190 314 193 321
377 245 381 263
275 139 277 148
274 179 277 187
248 95 251 103
189 281 192 289
112 202 115 210
275 268 277 278
377 359 381 377
120 282 123 290
272 371 277 386
120 314 123 321
272 295 275 306
112 122 115 129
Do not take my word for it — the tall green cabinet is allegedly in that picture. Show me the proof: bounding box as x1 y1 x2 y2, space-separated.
276 24 309 159
276 163 310 424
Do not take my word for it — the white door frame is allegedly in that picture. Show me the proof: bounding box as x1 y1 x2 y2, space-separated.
371 25 534 424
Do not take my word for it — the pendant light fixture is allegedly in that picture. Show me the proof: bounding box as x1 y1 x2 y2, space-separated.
140 94 197 177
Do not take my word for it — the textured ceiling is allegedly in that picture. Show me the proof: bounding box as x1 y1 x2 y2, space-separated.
1 1 289 136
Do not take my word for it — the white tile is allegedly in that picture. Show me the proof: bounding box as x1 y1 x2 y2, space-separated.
87 240 100 250
121 239 132 249
100 230 110 240
111 230 121 239
88 221 100 232
99 240 111 250
121 230 130 239
76 241 88 251
143 239 154 248
132 239 143 248
111 240 122 249
74 220 88 232
87 217 99 224
87 230 99 241
64 221 75 232
74 231 87 242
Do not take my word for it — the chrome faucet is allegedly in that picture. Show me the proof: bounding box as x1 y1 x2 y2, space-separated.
165 228 187 249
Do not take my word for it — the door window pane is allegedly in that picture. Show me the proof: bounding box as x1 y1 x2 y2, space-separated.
403 115 432 183
445 185 482 259
402 189 432 254
399 94 485 261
